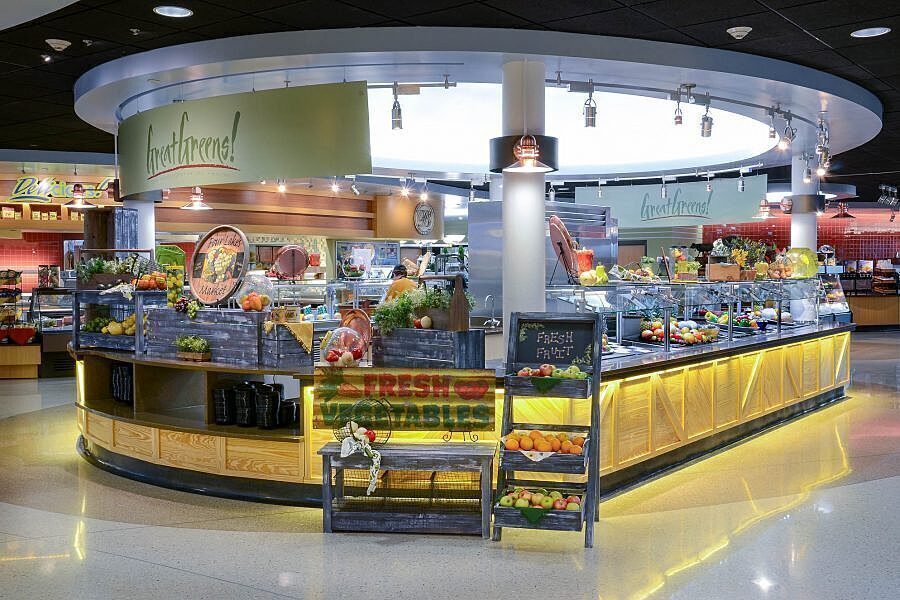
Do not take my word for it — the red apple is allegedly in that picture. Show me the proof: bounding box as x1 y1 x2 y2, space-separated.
325 349 340 363
566 495 581 504
539 364 554 377
414 318 422 329
351 347 364 360
552 499 567 510
517 368 531 377
365 429 376 442
641 330 652 339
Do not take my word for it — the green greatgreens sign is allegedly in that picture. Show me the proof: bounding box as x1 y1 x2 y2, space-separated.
117 82 372 196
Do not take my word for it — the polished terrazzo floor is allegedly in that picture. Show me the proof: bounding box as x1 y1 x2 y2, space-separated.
0 332 898 599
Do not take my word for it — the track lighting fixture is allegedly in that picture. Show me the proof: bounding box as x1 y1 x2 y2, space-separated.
700 96 713 138
277 179 286 193
768 108 777 140
597 179 604 199
778 112 796 150
660 178 668 199
673 90 683 125
420 182 428 200
180 186 211 210
583 79 596 128
391 82 402 130
737 172 745 192
706 174 713 193
331 178 340 193
548 185 556 202
400 178 410 197
803 156 812 184
351 183 360 196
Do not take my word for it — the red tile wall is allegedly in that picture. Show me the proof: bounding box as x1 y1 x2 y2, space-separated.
0 232 81 291
703 209 900 261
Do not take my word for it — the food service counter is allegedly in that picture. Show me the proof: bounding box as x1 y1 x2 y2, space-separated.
846 295 899 327
74 323 852 504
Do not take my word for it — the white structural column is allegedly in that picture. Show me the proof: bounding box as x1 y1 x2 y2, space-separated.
501 60 547 329
122 195 157 251
790 153 818 250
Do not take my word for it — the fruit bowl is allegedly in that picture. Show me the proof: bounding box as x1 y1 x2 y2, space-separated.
784 247 819 279
236 273 274 311
320 326 366 367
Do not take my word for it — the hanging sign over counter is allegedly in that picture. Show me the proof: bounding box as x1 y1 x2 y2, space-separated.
574 174 767 228
117 82 372 196
7 177 113 203
313 368 496 431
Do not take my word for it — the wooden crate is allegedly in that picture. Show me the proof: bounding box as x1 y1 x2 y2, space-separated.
499 440 590 475
707 263 740 281
78 332 135 352
372 328 485 369
259 324 313 369
144 307 262 366
492 504 583 531
505 375 591 398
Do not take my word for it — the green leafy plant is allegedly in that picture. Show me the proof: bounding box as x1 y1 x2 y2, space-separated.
408 286 476 311
372 294 414 335
175 335 210 354
674 260 701 273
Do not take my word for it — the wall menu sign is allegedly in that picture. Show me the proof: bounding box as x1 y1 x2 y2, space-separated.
513 315 597 367
574 174 767 228
189 225 250 305
8 177 113 203
117 82 372 196
313 368 496 431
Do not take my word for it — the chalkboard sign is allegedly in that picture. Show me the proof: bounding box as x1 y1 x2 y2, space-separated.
509 312 599 370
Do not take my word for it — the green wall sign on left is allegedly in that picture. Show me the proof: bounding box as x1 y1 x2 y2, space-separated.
117 82 372 196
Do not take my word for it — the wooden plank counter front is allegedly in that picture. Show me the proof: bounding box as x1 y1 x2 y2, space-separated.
74 324 852 504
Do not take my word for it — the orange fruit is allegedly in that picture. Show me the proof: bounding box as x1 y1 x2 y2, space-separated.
557 433 569 442
570 444 583 455
529 430 543 440
535 441 552 452
561 440 573 453
550 438 561 452
519 437 534 451
504 438 520 451
573 436 585 447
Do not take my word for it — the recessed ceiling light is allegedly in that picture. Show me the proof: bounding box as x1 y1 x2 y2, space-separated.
850 26 891 38
45 38 71 51
153 5 193 18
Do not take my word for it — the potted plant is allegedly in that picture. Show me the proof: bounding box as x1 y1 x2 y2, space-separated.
174 335 211 361
371 294 414 335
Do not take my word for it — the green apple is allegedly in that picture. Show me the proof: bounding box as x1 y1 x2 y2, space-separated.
498 495 514 508
540 496 554 510
514 498 530 509
565 502 581 511
549 491 563 500
535 488 549 496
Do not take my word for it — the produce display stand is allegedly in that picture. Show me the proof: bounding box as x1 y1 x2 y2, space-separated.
73 290 167 353
313 366 498 537
319 442 495 537
492 312 602 548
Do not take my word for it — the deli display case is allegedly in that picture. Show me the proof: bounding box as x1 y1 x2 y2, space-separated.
818 275 853 324
30 288 75 377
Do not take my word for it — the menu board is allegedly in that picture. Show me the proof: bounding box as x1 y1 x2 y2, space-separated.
190 225 249 305
513 314 597 368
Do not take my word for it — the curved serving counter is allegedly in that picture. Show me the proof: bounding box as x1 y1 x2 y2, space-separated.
74 322 853 505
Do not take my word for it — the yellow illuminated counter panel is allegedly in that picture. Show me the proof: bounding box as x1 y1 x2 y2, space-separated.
73 324 852 503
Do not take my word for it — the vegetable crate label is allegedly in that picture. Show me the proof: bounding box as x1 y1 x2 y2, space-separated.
313 368 496 431
189 225 249 305
515 319 595 367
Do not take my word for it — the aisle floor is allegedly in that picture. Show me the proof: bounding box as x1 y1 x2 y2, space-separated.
0 332 897 599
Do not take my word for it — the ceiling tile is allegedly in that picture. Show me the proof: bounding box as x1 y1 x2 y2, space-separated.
679 13 806 47
629 0 765 29
41 9 178 45
548 7 672 36
778 0 900 31
483 0 619 24
406 2 538 28
188 15 290 38
258 1 386 29
130 30 209 49
341 0 472 19
810 15 900 49
201 0 297 10
102 0 245 30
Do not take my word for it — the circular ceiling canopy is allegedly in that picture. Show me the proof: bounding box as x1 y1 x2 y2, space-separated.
369 83 776 175
74 27 882 180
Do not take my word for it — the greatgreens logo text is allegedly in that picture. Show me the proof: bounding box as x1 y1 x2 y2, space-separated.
640 187 712 222
145 111 241 180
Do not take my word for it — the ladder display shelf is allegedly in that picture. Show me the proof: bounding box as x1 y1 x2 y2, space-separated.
492 312 602 548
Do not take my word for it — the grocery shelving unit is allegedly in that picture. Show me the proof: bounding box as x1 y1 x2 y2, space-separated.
492 312 602 548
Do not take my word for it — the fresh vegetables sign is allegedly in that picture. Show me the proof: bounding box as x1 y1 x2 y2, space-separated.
313 368 496 431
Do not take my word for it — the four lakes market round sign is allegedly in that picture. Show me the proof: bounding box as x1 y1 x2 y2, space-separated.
189 225 250 305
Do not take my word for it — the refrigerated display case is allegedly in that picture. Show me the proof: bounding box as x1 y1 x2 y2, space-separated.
818 274 852 324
